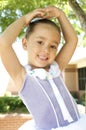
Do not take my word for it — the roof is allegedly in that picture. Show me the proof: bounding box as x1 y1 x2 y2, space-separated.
70 47 86 68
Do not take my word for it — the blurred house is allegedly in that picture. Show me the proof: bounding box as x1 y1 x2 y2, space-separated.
63 47 86 97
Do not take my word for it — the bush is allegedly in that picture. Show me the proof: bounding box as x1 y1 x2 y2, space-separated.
70 91 80 103
70 91 86 106
0 96 29 113
79 93 86 106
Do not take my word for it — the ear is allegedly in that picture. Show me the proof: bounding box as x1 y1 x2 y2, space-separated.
22 38 27 50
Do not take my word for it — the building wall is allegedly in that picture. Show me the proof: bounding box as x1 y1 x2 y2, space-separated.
63 64 79 92
71 58 86 97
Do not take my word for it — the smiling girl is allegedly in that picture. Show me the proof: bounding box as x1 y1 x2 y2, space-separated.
0 6 86 130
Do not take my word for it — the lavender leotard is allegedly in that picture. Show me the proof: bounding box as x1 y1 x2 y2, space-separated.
19 62 86 130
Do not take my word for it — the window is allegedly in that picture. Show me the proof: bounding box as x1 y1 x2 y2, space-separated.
78 67 86 90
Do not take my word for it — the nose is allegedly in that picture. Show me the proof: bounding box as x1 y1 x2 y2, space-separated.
42 45 50 53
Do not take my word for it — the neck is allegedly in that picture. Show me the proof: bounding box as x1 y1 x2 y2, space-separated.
29 64 50 71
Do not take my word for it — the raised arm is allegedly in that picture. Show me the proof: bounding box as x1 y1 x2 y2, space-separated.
56 9 78 71
44 6 78 71
0 9 45 88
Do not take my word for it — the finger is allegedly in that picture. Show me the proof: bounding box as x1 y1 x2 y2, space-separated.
35 8 46 14
42 12 52 19
31 11 45 19
35 10 46 17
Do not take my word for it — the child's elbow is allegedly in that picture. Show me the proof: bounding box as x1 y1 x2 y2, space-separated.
72 33 78 46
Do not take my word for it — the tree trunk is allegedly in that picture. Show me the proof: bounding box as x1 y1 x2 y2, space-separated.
69 0 86 34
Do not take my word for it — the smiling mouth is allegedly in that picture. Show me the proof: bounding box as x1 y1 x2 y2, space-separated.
38 55 48 61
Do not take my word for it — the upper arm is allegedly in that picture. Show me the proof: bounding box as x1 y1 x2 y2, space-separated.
0 38 24 84
55 40 77 71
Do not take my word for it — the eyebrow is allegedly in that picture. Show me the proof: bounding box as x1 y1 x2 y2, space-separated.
35 36 59 44
36 36 45 40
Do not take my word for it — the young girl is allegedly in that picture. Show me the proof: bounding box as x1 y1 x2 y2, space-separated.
0 6 86 130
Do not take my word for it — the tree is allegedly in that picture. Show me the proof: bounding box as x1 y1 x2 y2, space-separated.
69 0 86 46
0 0 86 46
69 0 86 34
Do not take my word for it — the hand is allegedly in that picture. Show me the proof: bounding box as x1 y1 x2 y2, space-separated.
42 6 63 19
24 8 46 25
24 6 64 25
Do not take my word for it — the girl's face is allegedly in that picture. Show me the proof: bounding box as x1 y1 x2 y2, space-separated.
23 23 60 70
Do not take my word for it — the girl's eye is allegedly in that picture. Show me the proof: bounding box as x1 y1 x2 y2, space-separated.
51 45 57 49
37 41 43 44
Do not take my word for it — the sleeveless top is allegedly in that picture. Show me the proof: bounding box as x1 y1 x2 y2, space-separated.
19 62 80 130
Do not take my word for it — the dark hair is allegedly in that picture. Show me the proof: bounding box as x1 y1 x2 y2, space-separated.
25 18 60 39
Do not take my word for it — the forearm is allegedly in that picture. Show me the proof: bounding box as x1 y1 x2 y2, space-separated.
57 11 78 44
0 16 26 47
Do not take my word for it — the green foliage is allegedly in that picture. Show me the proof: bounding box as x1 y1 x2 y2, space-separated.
79 93 86 106
0 96 29 113
0 0 66 32
70 91 80 103
0 0 86 46
71 91 86 106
